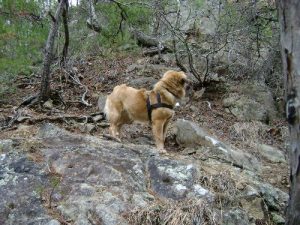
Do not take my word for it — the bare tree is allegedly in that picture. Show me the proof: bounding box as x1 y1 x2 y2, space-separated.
39 0 68 101
60 0 69 66
277 0 300 224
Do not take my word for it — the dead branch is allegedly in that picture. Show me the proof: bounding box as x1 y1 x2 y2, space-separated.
64 69 92 107
142 45 166 56
172 39 188 73
102 134 121 143
0 108 23 131
48 12 56 23
26 114 102 124
0 113 105 131
16 95 39 110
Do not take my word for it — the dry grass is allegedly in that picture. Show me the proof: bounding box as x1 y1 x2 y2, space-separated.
229 121 269 149
199 170 240 208
124 199 219 225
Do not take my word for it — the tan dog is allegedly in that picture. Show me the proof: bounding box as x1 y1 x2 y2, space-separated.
104 70 187 153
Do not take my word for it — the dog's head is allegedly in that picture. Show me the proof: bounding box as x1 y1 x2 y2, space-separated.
161 70 188 99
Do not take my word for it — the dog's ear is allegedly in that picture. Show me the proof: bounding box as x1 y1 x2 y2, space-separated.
178 72 188 85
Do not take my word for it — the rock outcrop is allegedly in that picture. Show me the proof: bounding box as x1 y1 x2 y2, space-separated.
0 122 288 225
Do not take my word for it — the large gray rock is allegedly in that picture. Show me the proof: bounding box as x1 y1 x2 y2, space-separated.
0 123 288 225
222 209 250 225
174 119 261 172
257 144 287 163
148 157 213 201
223 94 268 122
253 182 288 212
0 154 52 225
174 119 212 147
36 123 215 224
223 83 278 123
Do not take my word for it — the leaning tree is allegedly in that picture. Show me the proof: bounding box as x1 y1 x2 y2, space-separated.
39 0 69 101
277 0 300 224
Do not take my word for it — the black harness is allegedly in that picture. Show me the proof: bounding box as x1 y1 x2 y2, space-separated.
146 93 173 122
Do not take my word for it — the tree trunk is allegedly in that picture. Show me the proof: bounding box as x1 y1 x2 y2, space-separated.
61 0 69 66
39 0 67 101
86 0 101 32
277 1 300 224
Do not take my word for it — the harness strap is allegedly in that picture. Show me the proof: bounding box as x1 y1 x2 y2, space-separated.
146 93 173 123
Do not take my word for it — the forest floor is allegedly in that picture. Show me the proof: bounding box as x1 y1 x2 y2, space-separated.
0 52 289 193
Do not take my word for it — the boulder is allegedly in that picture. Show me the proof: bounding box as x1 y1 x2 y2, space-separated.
0 153 52 225
43 99 53 109
148 157 214 201
223 94 268 122
174 119 261 172
222 209 250 225
257 144 286 163
174 119 212 147
0 123 288 224
223 83 278 123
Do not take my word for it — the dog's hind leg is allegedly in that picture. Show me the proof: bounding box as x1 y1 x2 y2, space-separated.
152 120 166 153
162 117 171 142
106 101 123 141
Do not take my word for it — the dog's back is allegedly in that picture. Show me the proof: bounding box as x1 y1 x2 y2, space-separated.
104 84 149 123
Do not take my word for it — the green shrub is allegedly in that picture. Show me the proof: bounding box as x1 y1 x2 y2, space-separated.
0 0 49 97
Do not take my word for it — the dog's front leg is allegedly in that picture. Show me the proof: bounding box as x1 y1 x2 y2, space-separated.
109 124 122 142
152 120 167 153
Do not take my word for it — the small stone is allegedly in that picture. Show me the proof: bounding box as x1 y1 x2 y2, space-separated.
43 99 53 109
47 219 61 225
47 220 60 225
17 116 31 122
236 182 246 190
271 212 285 225
98 122 110 128
131 194 148 208
190 105 198 112
92 114 103 122
193 89 205 100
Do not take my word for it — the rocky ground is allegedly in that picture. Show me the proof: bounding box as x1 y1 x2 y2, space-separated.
0 52 289 225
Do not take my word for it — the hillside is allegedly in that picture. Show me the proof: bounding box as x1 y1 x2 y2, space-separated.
0 0 289 225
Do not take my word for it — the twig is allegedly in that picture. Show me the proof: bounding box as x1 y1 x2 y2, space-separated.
205 101 212 110
102 134 121 143
63 69 92 107
16 95 39 110
0 108 22 131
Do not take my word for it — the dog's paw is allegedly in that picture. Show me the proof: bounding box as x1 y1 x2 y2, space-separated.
158 148 168 154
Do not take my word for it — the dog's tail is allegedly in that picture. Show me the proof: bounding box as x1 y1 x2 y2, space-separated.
103 97 110 121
